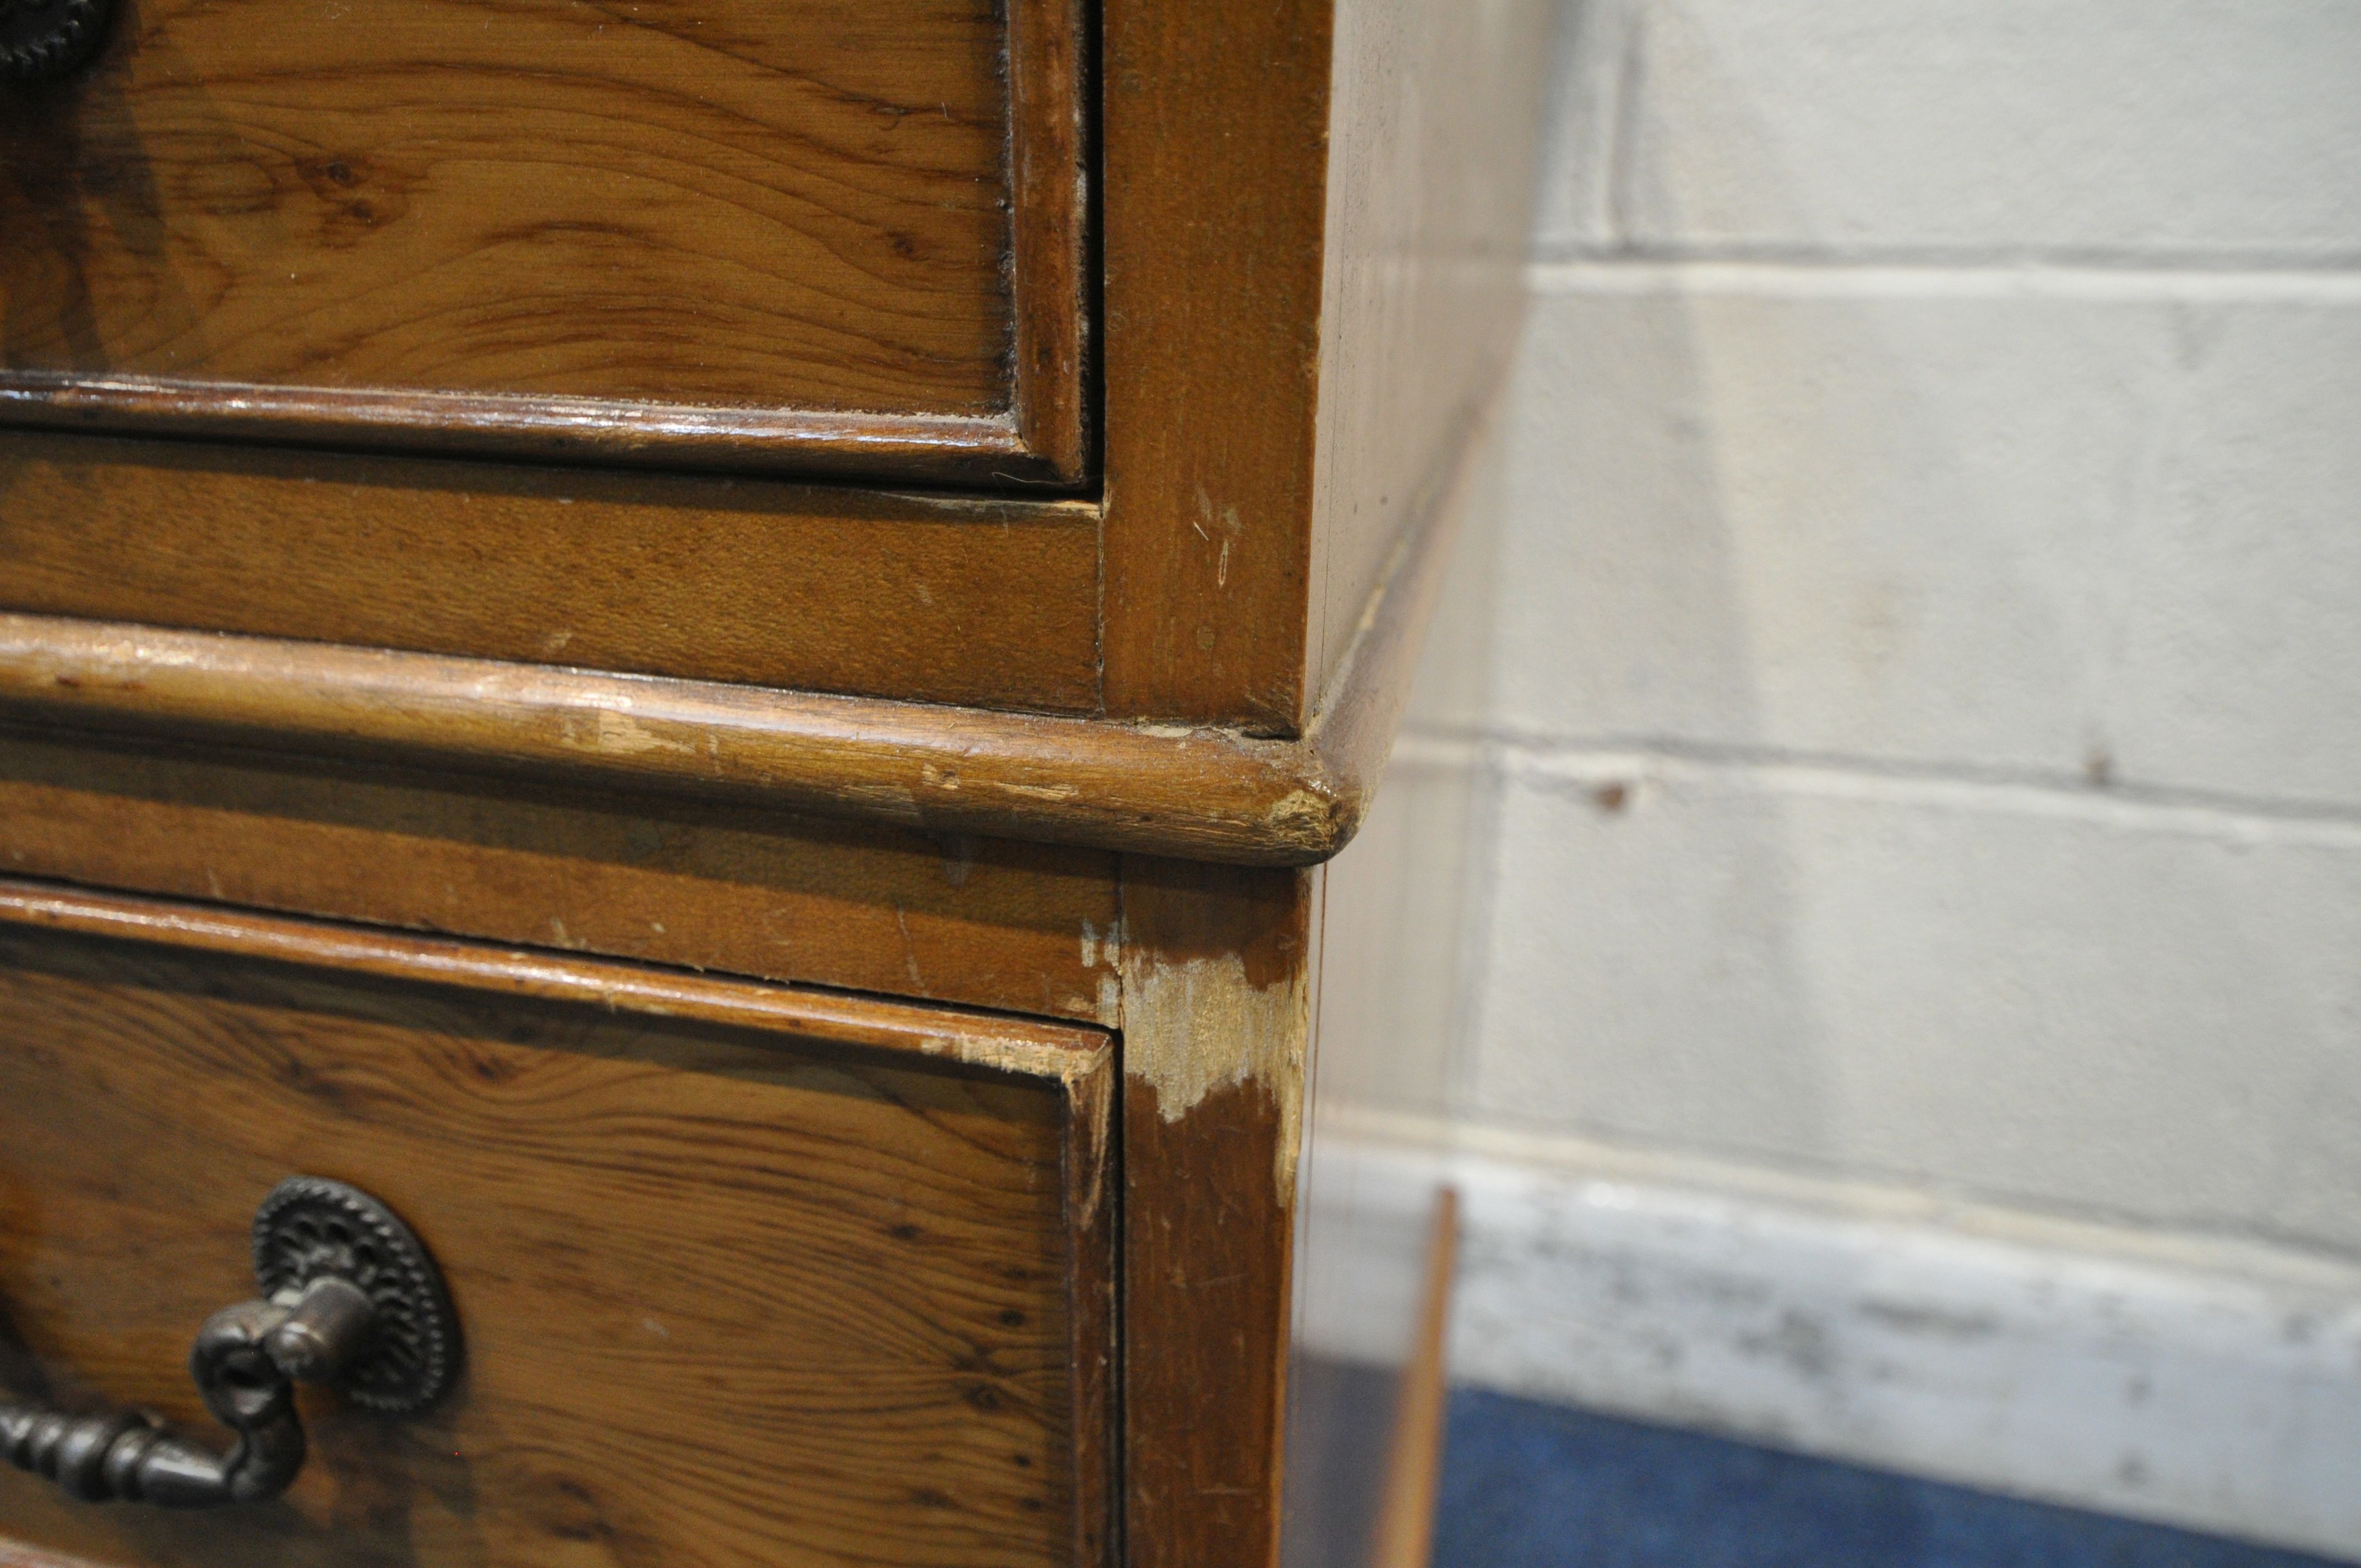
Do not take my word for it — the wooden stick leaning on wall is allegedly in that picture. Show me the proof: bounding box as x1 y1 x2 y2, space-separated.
1372 1188 1462 1568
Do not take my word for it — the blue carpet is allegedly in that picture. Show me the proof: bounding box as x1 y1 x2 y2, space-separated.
1433 1388 2349 1568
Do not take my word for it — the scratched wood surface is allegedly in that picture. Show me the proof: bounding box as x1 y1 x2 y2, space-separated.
0 884 1114 1567
0 615 1369 865
0 728 1126 1023
0 0 1086 482
1096 0 1551 733
1097 0 1334 732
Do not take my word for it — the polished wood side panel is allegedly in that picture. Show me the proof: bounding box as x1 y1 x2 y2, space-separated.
1099 0 1334 731
0 884 1114 1567
1303 0 1555 710
0 732 1124 1025
0 434 1101 712
1117 858 1319 1568
0 0 1089 482
1096 0 1552 733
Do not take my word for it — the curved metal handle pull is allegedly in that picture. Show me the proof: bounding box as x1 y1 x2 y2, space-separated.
0 1177 460 1510
0 0 116 82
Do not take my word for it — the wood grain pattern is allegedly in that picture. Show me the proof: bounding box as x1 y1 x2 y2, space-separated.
1096 0 1553 731
0 728 1124 1024
0 432 1102 712
0 0 1087 482
1098 0 1334 731
0 614 1351 862
0 882 1114 1567
1007 0 1091 480
1116 857 1319 1568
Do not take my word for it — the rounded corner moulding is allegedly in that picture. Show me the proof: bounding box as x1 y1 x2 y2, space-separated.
0 614 1371 868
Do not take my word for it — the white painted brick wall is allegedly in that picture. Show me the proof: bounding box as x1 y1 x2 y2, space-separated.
1538 0 2361 262
1488 267 2361 809
1391 0 2361 1244
1343 1 2361 1537
1471 753 2361 1254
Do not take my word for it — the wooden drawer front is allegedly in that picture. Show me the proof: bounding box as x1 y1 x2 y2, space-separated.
0 444 1105 712
0 883 1113 1567
0 0 1086 484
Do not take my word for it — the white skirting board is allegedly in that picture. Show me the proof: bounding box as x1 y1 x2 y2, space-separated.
1299 1109 2361 1561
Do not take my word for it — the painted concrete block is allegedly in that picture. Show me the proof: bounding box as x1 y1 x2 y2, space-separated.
1466 754 2361 1254
2101 299 2361 809
1536 0 2361 260
1492 269 2361 809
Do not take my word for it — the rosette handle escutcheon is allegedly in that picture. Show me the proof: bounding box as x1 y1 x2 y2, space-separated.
0 0 115 81
0 1176 460 1509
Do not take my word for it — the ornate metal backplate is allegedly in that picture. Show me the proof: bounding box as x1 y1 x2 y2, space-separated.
252 1176 461 1414
0 0 113 81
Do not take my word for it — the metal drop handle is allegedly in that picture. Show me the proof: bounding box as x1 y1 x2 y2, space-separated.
0 0 116 82
0 1177 460 1509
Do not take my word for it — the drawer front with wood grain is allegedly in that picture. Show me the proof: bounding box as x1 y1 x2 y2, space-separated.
0 0 1087 484
0 883 1113 1567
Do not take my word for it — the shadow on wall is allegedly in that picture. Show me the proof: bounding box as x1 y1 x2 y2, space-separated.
1349 0 2361 1556
1476 0 2361 1253
1481 0 1851 1215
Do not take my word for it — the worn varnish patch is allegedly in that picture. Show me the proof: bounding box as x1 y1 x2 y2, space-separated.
1114 859 1319 1568
1116 858 1316 1200
1122 948 1311 1201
